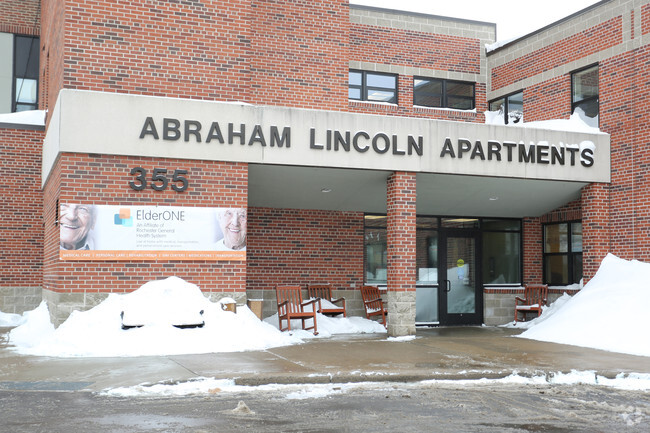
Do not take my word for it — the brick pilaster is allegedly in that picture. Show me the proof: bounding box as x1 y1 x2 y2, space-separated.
386 171 416 336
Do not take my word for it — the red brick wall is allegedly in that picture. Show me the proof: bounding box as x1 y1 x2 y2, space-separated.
581 183 610 281
45 0 252 105
349 22 486 122
642 3 650 35
540 199 582 224
350 24 481 75
522 75 572 122
522 217 542 284
39 0 352 112
0 127 43 286
386 172 416 292
0 0 39 35
40 0 65 114
246 207 364 292
490 17 622 92
43 154 248 294
250 0 349 110
600 49 644 262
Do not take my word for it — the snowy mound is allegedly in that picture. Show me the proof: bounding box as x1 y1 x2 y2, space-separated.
518 254 650 357
6 277 385 358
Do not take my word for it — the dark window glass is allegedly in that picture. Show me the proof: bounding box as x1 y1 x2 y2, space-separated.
414 77 474 110
544 224 568 253
13 36 39 112
572 65 599 119
544 255 569 285
482 219 521 231
365 215 522 286
489 91 523 124
543 222 582 285
483 231 521 284
441 218 479 229
349 70 397 104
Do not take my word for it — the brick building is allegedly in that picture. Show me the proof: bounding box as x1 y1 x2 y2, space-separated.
0 0 638 336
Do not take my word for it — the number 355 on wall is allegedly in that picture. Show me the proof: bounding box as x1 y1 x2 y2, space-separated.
129 167 189 192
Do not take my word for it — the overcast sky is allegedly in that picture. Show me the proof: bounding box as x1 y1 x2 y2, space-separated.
350 0 602 42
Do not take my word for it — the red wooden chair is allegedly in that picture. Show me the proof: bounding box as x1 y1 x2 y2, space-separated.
514 284 548 322
360 285 387 327
307 284 346 317
275 285 319 334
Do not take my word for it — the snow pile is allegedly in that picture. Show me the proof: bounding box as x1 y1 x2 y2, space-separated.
6 276 384 358
0 110 46 126
0 311 27 327
517 254 650 357
485 106 601 133
103 370 650 398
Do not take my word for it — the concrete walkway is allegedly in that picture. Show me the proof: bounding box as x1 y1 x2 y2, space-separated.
1 327 648 392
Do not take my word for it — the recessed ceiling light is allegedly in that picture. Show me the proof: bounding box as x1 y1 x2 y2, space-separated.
489 196 499 201
321 188 332 193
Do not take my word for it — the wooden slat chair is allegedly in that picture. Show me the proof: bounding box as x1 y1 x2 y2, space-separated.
307 284 346 317
360 285 387 327
275 285 319 335
514 284 549 323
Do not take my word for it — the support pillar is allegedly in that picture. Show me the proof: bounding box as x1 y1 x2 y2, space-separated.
386 171 417 336
581 183 610 283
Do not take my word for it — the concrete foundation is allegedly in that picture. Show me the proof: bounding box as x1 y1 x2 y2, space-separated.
0 286 42 315
385 290 416 336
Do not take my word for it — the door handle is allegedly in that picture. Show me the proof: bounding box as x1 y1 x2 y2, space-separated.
441 279 451 292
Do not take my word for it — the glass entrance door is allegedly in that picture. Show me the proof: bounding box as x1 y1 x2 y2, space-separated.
439 232 482 325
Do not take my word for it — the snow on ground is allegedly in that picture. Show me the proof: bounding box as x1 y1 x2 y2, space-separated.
2 253 650 392
0 311 27 327
5 276 384 358
101 370 650 398
510 254 650 358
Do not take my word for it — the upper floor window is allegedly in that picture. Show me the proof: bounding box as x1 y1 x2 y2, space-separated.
349 70 397 104
414 77 475 110
13 35 39 112
572 65 598 122
489 91 523 124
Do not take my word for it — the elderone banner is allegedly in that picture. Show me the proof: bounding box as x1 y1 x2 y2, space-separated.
59 204 247 261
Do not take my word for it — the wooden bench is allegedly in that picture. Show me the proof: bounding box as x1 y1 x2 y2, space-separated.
514 284 548 323
360 285 387 327
307 284 346 317
275 285 319 334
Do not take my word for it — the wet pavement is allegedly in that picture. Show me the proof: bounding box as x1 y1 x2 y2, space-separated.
1 326 648 392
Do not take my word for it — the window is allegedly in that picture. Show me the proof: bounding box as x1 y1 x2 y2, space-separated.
349 70 397 104
13 35 39 112
414 78 475 110
489 91 523 124
364 215 522 286
482 219 521 284
364 215 387 285
543 222 582 285
572 65 598 121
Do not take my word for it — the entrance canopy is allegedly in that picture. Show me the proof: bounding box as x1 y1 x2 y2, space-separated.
248 165 586 217
43 90 608 218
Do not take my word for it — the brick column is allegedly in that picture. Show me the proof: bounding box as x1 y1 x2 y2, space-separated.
522 217 542 284
386 172 417 336
581 183 610 283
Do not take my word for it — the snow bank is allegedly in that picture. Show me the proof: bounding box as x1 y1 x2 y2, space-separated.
6 276 385 357
517 254 650 357
0 310 27 327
